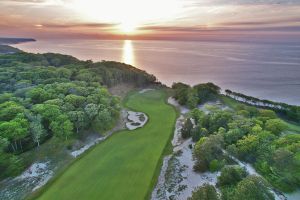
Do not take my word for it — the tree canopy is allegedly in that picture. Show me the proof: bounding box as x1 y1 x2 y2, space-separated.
0 51 157 180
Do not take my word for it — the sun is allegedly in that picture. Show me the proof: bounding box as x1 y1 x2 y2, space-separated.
119 22 137 34
71 0 184 34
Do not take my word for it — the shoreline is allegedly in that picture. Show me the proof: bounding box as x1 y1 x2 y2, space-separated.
11 39 300 106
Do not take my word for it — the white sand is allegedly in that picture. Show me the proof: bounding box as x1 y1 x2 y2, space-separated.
32 173 53 191
71 137 106 157
139 88 154 94
126 111 148 130
151 155 172 199
15 161 54 192
176 139 220 200
18 162 49 179
168 97 190 114
152 105 220 200
171 115 185 147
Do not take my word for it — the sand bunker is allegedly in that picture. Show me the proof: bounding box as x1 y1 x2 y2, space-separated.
139 88 154 94
126 111 148 130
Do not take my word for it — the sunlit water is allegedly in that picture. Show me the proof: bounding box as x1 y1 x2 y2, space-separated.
14 39 300 105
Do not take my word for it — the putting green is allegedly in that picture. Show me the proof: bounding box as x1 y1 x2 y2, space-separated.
37 89 176 200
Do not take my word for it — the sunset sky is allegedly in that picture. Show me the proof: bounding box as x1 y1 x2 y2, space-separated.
1 0 300 42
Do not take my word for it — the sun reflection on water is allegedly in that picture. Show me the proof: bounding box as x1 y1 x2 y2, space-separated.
122 40 135 66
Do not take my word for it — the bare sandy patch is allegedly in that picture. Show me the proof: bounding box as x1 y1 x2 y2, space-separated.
126 111 148 130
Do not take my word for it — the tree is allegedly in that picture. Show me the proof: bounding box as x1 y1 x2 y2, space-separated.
187 89 198 108
12 115 29 151
68 111 87 133
33 104 61 120
217 165 247 187
64 94 86 108
0 101 25 121
172 82 190 105
190 108 204 124
207 110 233 133
236 135 260 162
272 148 294 170
30 115 46 147
192 127 208 142
0 136 8 152
209 159 221 172
223 128 244 145
84 103 99 120
0 114 29 152
237 109 250 117
265 119 287 135
93 108 113 131
233 176 274 200
0 93 13 104
181 118 194 139
44 98 64 107
225 89 233 97
0 153 24 179
50 115 73 140
258 109 277 121
56 68 72 79
194 82 220 104
251 124 263 134
188 184 219 200
0 122 17 151
193 134 224 172
26 87 50 103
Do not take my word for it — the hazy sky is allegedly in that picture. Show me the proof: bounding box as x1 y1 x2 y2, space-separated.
1 0 300 41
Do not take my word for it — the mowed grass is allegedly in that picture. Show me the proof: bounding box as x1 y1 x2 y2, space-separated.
37 90 176 200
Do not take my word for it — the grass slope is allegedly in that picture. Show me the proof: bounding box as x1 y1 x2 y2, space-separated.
37 90 176 200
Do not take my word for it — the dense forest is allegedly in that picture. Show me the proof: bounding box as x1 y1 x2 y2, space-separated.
174 82 300 199
0 50 156 180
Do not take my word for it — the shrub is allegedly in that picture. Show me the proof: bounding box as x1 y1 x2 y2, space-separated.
217 165 247 187
188 184 220 200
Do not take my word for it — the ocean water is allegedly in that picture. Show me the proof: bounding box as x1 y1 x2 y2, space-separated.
14 39 300 105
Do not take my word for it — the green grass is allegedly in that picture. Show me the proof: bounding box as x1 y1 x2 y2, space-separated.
283 121 300 133
36 89 177 200
220 95 243 110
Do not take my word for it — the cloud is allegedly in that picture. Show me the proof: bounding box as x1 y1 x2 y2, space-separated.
41 22 117 29
0 0 299 41
189 0 300 6
1 0 68 6
4 0 46 2
218 17 300 26
139 25 300 33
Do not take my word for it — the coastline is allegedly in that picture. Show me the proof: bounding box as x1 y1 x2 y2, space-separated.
12 39 300 106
